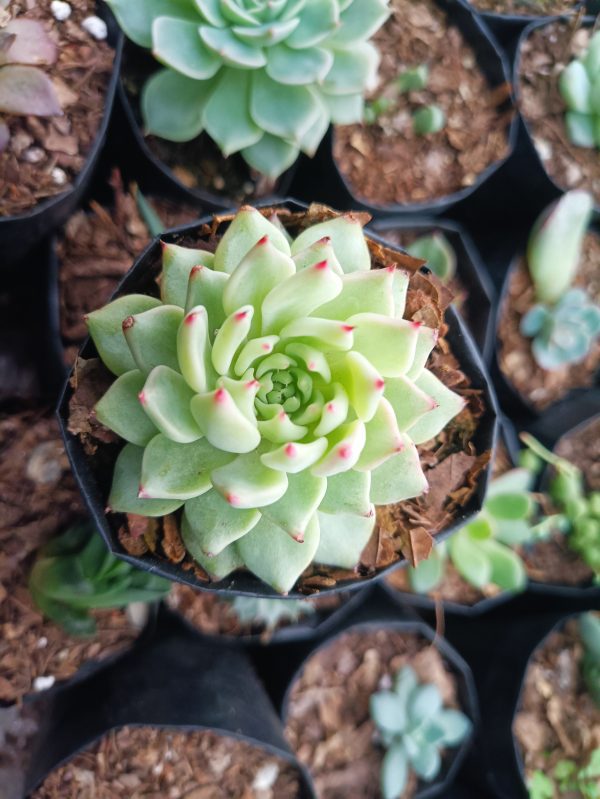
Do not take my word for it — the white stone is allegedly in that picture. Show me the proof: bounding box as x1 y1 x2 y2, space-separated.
33 675 55 692
126 601 149 630
82 15 108 40
252 762 279 791
51 167 68 186
50 1 72 21
36 636 48 649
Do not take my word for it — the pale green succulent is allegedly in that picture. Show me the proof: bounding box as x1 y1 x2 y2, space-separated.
559 30 600 149
522 190 600 371
228 596 315 630
86 206 465 594
106 0 390 179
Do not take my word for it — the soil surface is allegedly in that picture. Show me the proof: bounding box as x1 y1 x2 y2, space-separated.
122 46 284 204
333 0 511 207
555 415 600 491
514 617 600 782
58 169 198 366
67 206 491 593
166 584 343 641
32 726 303 798
0 561 141 704
497 233 600 412
519 22 600 205
284 628 464 799
471 0 579 14
0 0 114 217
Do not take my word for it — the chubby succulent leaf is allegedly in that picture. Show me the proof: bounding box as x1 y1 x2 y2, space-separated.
227 595 316 630
407 233 456 283
89 208 465 593
0 64 61 116
0 19 57 67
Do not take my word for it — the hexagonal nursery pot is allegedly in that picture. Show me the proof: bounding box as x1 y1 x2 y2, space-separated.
0 6 123 268
369 217 496 364
323 0 517 218
280 616 479 799
24 626 314 797
58 200 497 599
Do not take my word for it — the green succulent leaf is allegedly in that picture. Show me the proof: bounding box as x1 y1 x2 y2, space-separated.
315 508 375 568
152 17 221 80
142 68 214 142
381 743 409 799
95 370 158 446
203 68 263 155
184 489 261 555
105 0 201 48
109 443 184 516
161 243 215 308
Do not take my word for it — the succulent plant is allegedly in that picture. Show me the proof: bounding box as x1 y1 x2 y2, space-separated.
370 665 471 799
413 104 445 136
29 522 171 636
0 14 62 153
529 750 600 799
521 434 600 583
580 612 600 707
86 206 465 594
106 0 390 179
521 191 600 371
227 595 315 631
559 30 600 149
406 233 456 283
409 466 548 596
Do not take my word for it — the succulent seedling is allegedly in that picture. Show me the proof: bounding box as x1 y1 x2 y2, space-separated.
580 612 600 707
406 233 456 283
0 10 62 152
29 522 171 636
520 191 600 371
409 465 547 596
529 749 600 799
559 29 600 149
86 206 465 593
370 665 471 799
227 596 316 631
106 0 390 179
521 433 600 583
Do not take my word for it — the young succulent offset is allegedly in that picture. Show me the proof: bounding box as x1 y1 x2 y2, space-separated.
86 206 465 594
559 30 600 149
521 434 600 583
106 0 390 179
409 466 548 596
0 11 62 152
406 233 456 283
370 665 471 799
528 750 600 799
227 596 316 631
521 191 600 371
29 522 171 636
580 612 600 706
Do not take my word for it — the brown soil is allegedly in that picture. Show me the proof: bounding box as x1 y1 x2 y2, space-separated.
67 205 491 594
497 233 600 412
122 46 283 204
32 726 303 798
58 169 198 366
471 0 579 15
333 0 511 207
522 533 595 587
0 562 140 705
519 22 600 204
284 628 463 799
0 408 83 587
555 415 600 491
166 584 343 641
0 0 114 217
514 617 600 782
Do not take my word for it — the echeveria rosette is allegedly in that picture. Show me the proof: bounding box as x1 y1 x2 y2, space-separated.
87 207 465 594
105 0 389 178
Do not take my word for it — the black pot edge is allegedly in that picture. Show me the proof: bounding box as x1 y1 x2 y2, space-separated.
56 197 498 599
24 630 316 798
116 56 297 211
279 616 481 799
457 0 585 27
369 216 497 364
513 14 600 212
328 0 519 218
0 5 124 267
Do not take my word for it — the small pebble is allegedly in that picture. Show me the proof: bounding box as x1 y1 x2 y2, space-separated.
252 762 279 791
26 442 62 484
534 138 553 162
33 675 55 692
36 637 48 649
51 166 68 186
242 181 255 195
82 15 108 40
22 147 45 164
50 1 72 21
213 175 226 191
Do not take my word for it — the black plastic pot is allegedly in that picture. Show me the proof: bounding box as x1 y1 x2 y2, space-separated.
161 584 370 646
316 0 517 219
0 6 123 269
369 217 496 363
24 617 315 797
57 198 497 599
494 248 600 420
456 0 583 45
514 16 600 212
279 608 480 799
115 44 297 213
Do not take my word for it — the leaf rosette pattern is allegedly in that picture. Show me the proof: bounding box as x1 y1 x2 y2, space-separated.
88 207 465 593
